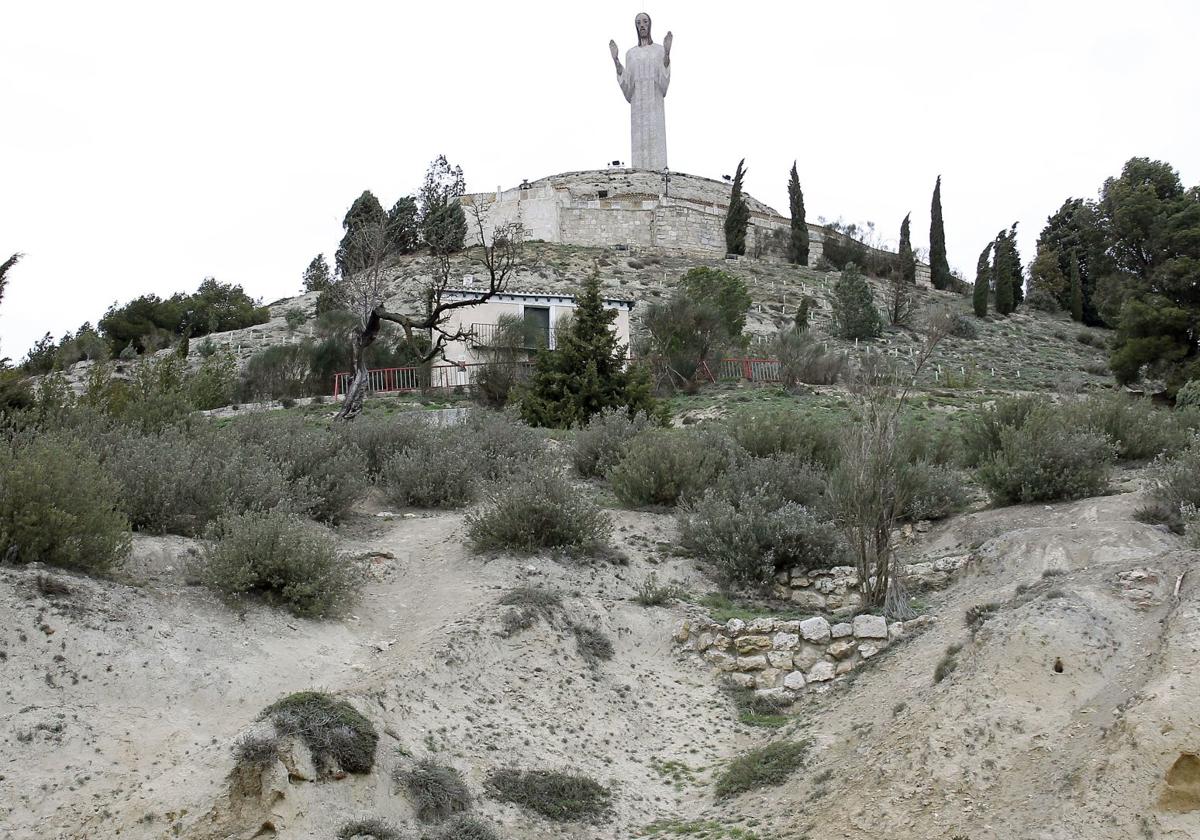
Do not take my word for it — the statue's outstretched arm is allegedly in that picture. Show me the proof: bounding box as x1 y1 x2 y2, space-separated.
663 31 673 67
609 39 623 75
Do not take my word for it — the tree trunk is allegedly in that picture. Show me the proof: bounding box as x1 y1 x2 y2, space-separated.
336 311 381 421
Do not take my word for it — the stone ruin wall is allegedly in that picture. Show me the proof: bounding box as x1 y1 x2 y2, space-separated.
675 556 968 704
461 169 932 286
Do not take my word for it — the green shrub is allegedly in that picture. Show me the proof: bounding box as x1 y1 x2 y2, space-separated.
712 453 828 510
229 414 368 523
434 815 499 840
1145 437 1200 514
771 328 847 386
238 343 317 402
345 414 434 477
901 461 967 521
486 768 611 822
634 572 683 606
259 691 377 774
201 509 356 617
1177 379 1200 410
571 408 657 478
379 426 476 508
187 351 238 410
830 263 882 340
0 435 130 573
713 740 810 799
610 427 737 507
679 492 839 586
468 463 610 552
101 424 296 536
463 409 543 482
1062 392 1180 461
396 759 472 822
725 409 840 469
336 817 403 840
960 395 1044 467
498 585 561 635
976 409 1114 505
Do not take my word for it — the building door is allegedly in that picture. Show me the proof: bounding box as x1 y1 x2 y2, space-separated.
523 306 550 349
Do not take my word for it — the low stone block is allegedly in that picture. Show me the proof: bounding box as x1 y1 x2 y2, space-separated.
726 618 746 635
737 654 768 671
789 590 827 611
782 670 806 690
704 649 737 671
755 687 792 705
695 632 715 652
830 622 853 639
756 668 782 688
827 639 857 660
746 617 777 634
772 632 799 650
776 620 801 634
887 622 905 641
734 635 772 655
799 616 832 644
793 644 825 671
807 660 836 682
673 619 691 643
710 634 732 651
727 672 755 688
767 650 794 669
859 643 881 659
835 659 855 675
853 614 889 639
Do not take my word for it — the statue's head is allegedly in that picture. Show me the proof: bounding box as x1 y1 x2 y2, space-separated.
634 12 652 45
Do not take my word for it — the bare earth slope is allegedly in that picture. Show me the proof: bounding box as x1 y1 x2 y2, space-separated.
2 487 1195 839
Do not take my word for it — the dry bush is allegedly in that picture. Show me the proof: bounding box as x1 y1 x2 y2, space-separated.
260 691 377 774
486 768 611 822
378 426 477 509
395 759 472 822
772 328 847 386
468 462 610 552
976 409 1114 505
724 408 840 469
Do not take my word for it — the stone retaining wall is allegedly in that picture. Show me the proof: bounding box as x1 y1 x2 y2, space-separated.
771 556 970 616
675 612 932 704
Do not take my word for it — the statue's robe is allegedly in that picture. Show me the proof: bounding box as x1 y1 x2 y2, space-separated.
617 42 670 170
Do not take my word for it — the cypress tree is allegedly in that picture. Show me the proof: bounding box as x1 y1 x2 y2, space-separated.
302 254 332 293
336 191 386 276
1004 223 1024 307
992 230 1015 316
831 263 883 339
973 242 992 318
929 176 951 290
899 213 916 286
724 159 750 256
787 162 809 266
1069 251 1084 322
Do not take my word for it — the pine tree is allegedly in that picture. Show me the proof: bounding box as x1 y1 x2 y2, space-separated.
929 176 951 290
787 162 809 266
385 197 420 255
973 242 992 318
1003 223 1024 307
1069 251 1084 322
336 191 385 276
832 263 883 339
724 159 750 256
520 272 657 428
993 230 1015 316
302 254 332 293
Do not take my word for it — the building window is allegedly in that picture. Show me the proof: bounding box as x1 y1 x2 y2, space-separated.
523 306 551 349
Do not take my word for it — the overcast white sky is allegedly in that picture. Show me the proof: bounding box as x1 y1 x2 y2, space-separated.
2 0 1198 358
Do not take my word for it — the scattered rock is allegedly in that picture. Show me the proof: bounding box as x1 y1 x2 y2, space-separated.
853 615 888 639
799 616 831 644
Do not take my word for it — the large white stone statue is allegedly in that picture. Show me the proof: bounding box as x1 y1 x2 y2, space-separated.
610 12 672 171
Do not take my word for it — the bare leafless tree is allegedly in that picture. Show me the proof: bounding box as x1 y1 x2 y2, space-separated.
332 200 531 420
828 306 954 616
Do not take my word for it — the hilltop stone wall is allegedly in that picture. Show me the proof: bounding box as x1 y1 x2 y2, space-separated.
461 168 931 286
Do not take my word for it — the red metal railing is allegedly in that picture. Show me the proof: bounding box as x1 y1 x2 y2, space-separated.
332 357 782 397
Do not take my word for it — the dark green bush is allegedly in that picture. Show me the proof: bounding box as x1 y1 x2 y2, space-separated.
239 343 318 402
486 768 611 822
396 759 472 822
960 395 1044 467
771 328 847 386
610 427 738 507
1062 392 1181 461
0 434 130 573
901 461 968 521
712 453 827 510
201 509 356 617
571 408 658 478
725 409 840 469
976 409 1114 505
463 409 543 482
260 691 377 774
713 740 811 799
1145 436 1200 513
345 414 435 477
468 463 610 552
